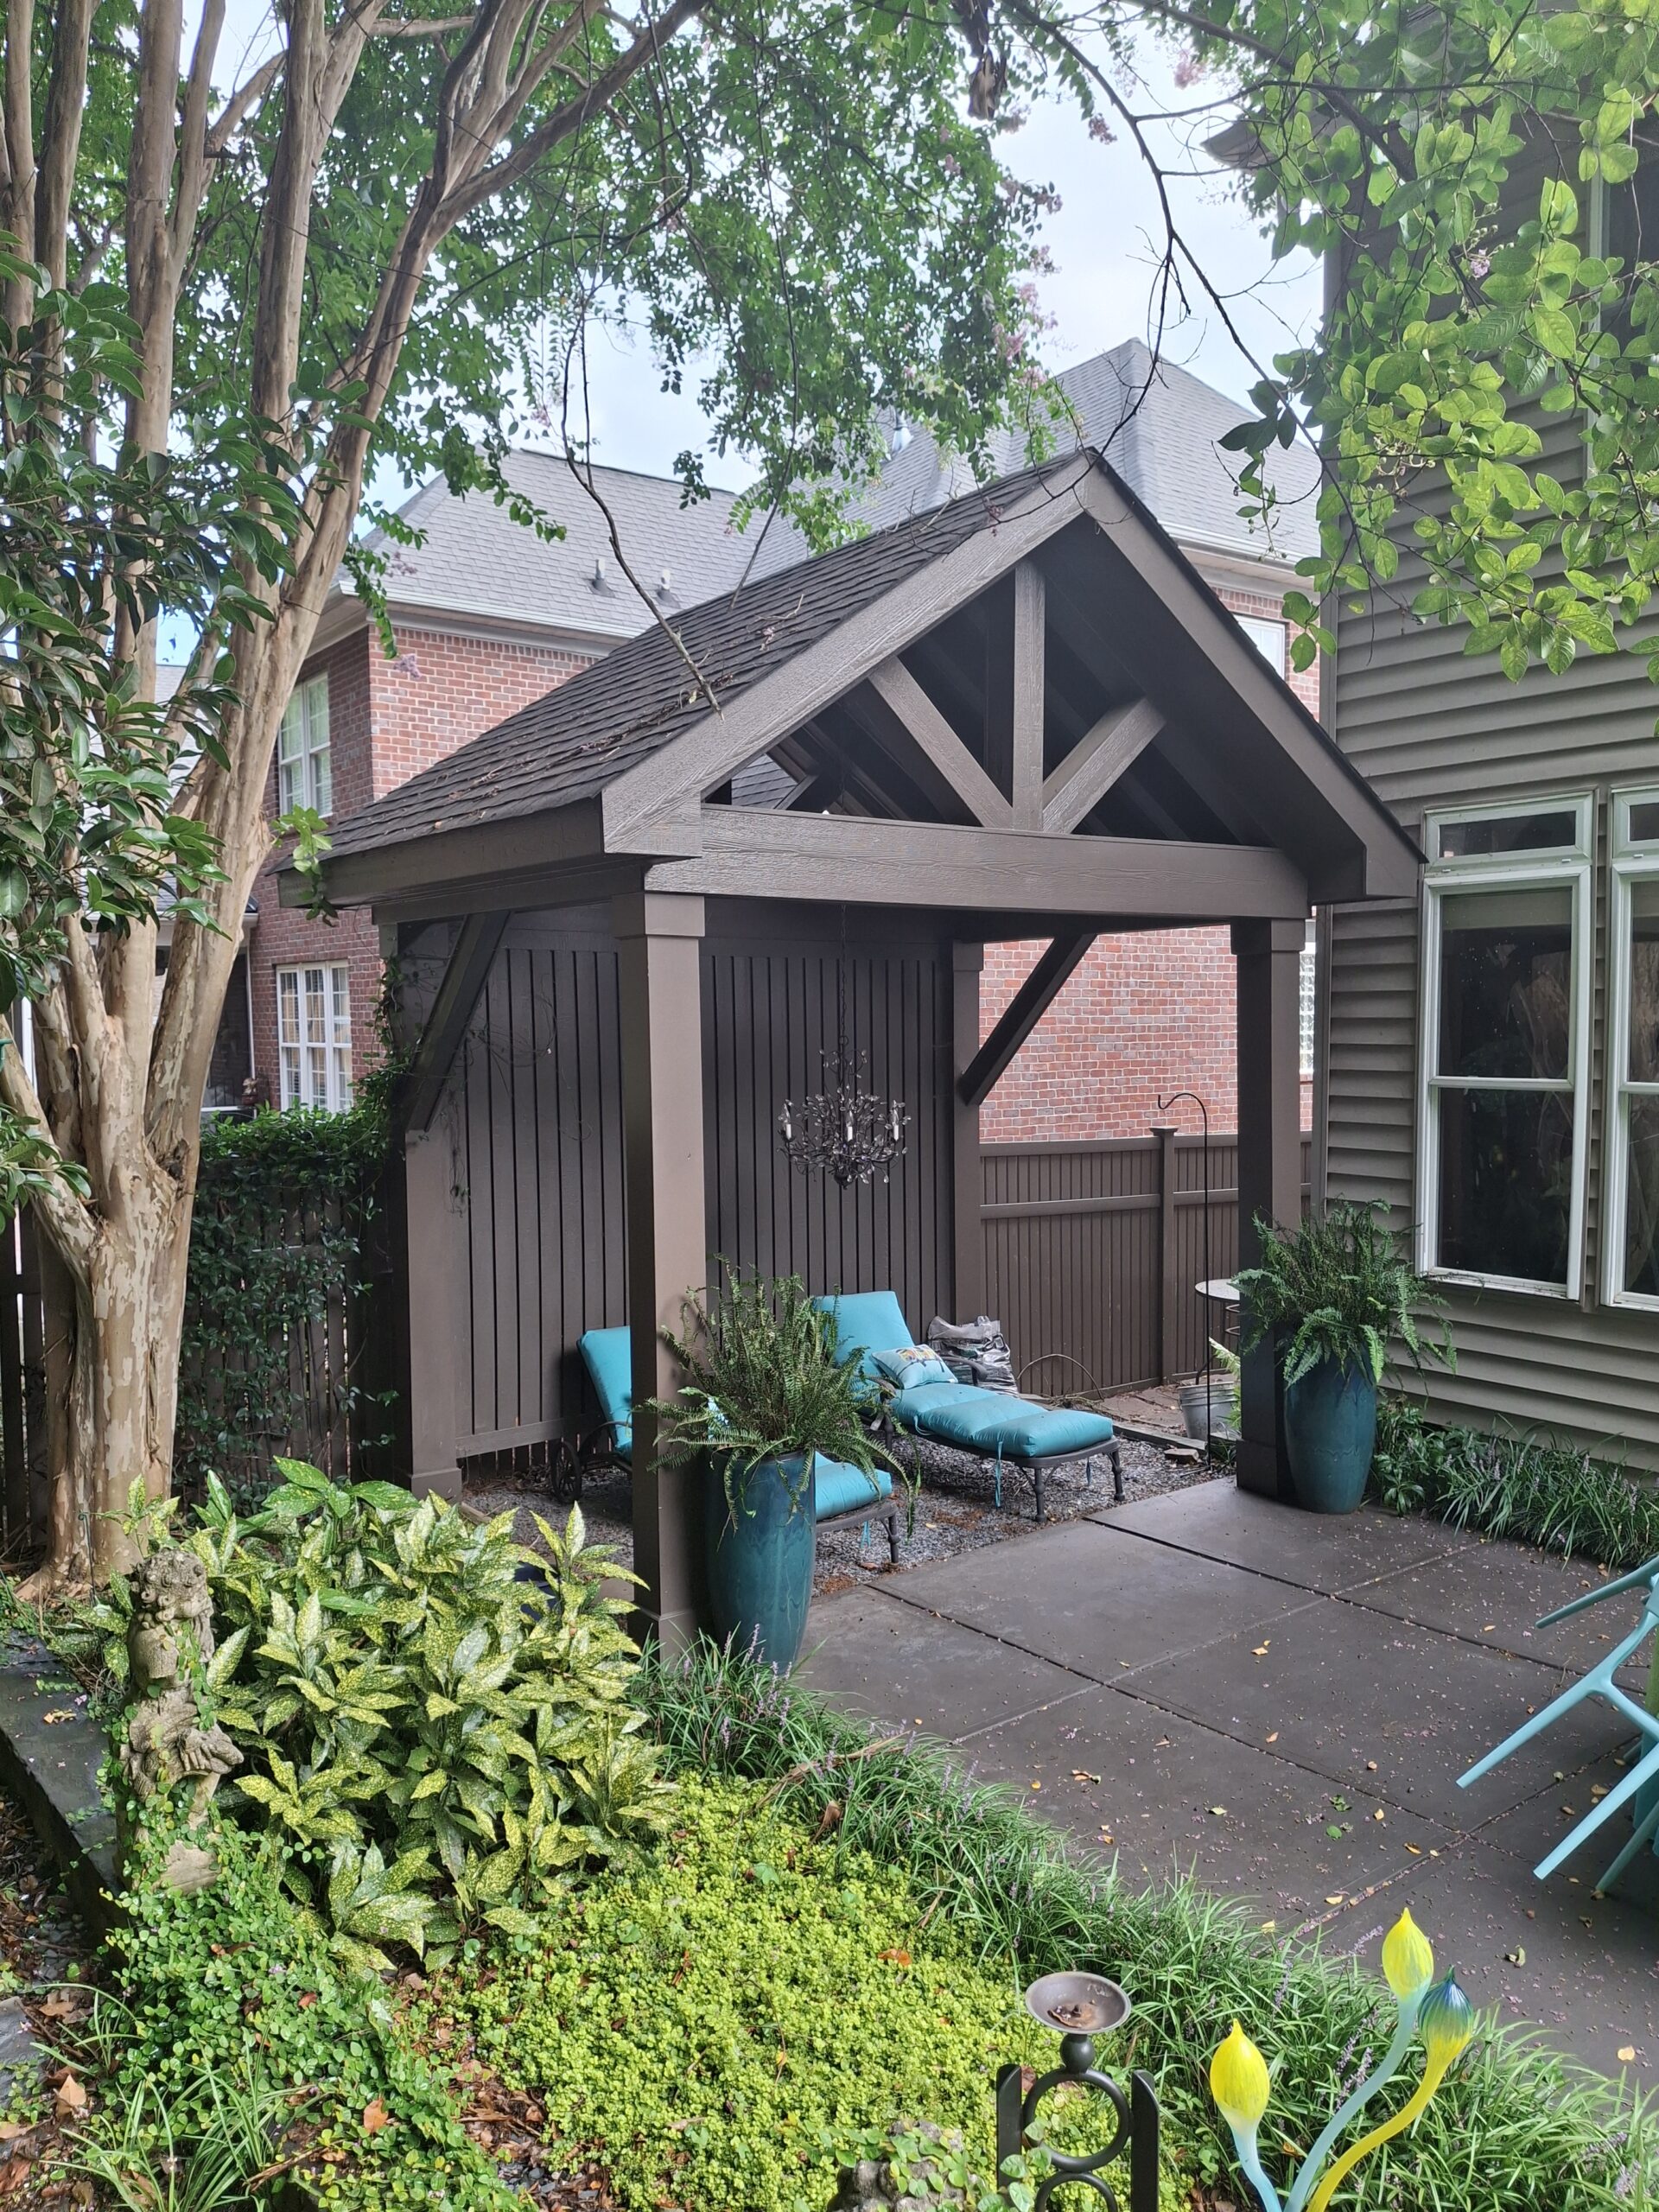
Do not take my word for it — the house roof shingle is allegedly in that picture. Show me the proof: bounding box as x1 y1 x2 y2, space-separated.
325 458 1080 861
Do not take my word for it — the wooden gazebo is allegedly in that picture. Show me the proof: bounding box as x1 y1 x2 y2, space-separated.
294 449 1420 1637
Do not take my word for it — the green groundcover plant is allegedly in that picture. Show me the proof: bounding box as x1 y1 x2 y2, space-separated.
97 1464 675 1968
417 1773 1192 2212
636 1642 1654 2212
1373 1397 1659 1569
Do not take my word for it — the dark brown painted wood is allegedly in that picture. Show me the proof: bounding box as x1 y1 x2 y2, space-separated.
1042 699 1166 835
952 943 986 1318
404 912 506 1133
957 931 1096 1111
1233 918 1306 1497
862 658 1012 828
1011 562 1046 831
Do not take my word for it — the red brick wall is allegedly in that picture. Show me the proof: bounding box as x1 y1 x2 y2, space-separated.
246 619 594 1092
980 592 1319 1143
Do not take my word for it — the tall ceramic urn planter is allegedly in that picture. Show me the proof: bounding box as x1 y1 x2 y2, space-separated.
703 1452 816 1669
1283 1357 1377 1514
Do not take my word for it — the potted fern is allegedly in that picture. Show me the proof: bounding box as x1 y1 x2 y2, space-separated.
653 1268 898 1669
1234 1202 1453 1513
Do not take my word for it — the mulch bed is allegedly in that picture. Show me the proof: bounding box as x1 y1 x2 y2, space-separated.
467 1434 1223 1596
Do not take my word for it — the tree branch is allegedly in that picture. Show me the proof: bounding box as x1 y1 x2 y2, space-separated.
0 1013 96 1281
206 53 285 158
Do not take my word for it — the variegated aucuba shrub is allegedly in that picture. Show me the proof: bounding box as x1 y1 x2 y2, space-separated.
117 1459 676 1971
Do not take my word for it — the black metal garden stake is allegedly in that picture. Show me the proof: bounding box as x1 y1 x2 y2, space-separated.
995 1973 1160 2210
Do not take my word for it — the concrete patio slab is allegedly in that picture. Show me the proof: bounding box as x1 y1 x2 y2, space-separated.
1313 1837 1659 2082
955 1681 1459 1922
1090 1484 1478 1595
873 1516 1319 1681
803 1478 1659 2079
1122 1589 1612 1830
796 1589 1090 1738
1341 1536 1653 1677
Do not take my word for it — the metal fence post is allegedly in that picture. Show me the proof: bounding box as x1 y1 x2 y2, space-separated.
1151 1122 1178 1382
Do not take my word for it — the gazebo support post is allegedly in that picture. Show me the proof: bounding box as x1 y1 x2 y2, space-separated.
404 1122 466 1502
1232 918 1306 1502
952 942 987 1319
616 890 708 1647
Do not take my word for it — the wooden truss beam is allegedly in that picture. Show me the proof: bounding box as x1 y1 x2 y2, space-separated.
957 928 1095 1109
403 911 506 1132
645 807 1308 921
863 656 1013 828
1041 696 1166 833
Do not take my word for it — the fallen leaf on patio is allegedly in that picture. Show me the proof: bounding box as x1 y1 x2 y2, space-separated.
1154 1736 1171 1748
1325 1895 1344 1905
1098 1830 1115 1844
1264 1732 1279 1744
41 1711 76 1725
1482 1624 1495 1633
1259 1920 1277 1933
1404 1843 1422 1855
1372 1809 1385 1821
879 1948 911 1968
0 2158 30 2194
1208 1806 1228 1816
0 2126 25 2144
1590 1785 1608 1801
1325 1824 1344 1838
54 2074 86 2117
39 1995 79 2019
1029 1781 1042 1791
1504 1948 1525 1967
1618 2046 1637 2063
1252 1644 1270 1657
362 2099 391 2135
1364 1760 1377 1772
1071 1770 1102 1784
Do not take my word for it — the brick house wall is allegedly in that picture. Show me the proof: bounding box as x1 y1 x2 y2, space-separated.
246 619 595 1096
981 586 1319 1143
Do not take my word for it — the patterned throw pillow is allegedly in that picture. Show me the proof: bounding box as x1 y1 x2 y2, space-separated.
869 1345 955 1391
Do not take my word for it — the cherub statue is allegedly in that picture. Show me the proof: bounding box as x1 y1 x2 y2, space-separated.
118 1551 241 1891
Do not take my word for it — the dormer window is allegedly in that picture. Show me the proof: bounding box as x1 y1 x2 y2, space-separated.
277 673 332 817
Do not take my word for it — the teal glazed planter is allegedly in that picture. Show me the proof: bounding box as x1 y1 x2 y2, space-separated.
1284 1357 1378 1514
703 1452 816 1670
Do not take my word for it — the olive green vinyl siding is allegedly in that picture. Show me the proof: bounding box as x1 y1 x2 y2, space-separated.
1327 390 1659 1468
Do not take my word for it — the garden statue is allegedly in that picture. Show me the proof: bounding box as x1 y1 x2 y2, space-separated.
118 1549 241 1891
1210 1911 1475 2212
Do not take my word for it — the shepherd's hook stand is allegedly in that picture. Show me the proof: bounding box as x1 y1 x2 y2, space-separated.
996 1973 1160 2209
1156 1090 1213 1456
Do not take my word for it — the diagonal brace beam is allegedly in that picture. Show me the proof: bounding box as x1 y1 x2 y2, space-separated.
866 655 1014 828
1042 696 1166 833
957 929 1096 1110
403 911 506 1132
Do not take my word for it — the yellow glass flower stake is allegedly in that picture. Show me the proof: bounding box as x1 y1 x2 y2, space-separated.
1282 1909 1435 2212
1208 1915 1475 2212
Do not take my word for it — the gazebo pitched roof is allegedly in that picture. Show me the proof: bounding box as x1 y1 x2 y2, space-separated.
302 448 1419 919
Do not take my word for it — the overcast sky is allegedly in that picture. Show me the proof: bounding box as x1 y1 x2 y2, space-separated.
563 44 1322 486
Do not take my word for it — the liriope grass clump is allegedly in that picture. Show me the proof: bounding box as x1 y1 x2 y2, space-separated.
637 1641 1655 2212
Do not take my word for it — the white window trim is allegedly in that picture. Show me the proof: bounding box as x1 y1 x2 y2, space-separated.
278 673 332 817
1603 785 1659 1309
276 962 353 1114
1414 792 1594 1300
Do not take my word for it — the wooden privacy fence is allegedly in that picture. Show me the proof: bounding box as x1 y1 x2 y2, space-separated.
981 1128 1313 1400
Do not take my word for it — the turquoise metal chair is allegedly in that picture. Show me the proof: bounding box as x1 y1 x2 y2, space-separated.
569 1325 902 1560
812 1290 1122 1519
1457 1554 1659 1890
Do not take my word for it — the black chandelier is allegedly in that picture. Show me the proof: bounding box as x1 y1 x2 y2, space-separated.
778 925 910 1187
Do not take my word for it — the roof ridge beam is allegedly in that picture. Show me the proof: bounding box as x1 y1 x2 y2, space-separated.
1041 696 1166 834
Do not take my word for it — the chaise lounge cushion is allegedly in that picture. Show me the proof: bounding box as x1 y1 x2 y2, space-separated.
577 1326 633 1461
893 1381 1114 1464
813 1455 895 1518
812 1292 915 1382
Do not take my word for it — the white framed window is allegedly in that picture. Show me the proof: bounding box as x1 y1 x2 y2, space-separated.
1416 793 1593 1298
1299 918 1317 1077
1236 614 1287 674
276 963 353 1113
277 674 332 817
1604 787 1659 1307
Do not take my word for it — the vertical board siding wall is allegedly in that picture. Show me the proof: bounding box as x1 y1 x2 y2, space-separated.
444 912 955 1464
982 1134 1313 1395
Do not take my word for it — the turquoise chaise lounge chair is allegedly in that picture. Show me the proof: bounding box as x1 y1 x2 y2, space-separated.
811 1291 1122 1521
570 1325 902 1561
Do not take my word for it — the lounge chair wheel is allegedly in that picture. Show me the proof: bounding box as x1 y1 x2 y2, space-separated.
549 1437 584 1504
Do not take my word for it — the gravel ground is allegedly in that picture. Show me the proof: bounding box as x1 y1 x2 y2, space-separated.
465 1433 1223 1597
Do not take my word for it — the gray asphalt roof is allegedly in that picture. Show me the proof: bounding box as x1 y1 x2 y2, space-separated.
751 339 1319 577
325 457 1083 861
351 451 753 640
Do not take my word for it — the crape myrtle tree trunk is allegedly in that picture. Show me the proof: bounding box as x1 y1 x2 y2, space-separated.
0 0 1072 1585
